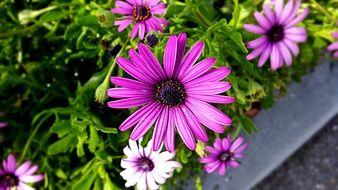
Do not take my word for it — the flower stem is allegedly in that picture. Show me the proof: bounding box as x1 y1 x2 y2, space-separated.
194 9 212 27
19 112 52 163
310 0 336 23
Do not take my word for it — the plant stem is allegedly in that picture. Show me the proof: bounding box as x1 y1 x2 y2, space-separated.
194 9 212 27
19 112 52 163
310 0 336 23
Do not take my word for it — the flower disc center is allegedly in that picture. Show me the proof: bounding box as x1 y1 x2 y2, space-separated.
267 25 284 42
0 173 19 187
154 80 186 107
133 6 151 21
138 157 154 172
219 152 231 162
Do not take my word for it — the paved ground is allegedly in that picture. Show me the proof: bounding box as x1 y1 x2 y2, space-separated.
255 115 338 190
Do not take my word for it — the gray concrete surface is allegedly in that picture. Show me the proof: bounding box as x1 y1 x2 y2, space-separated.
186 61 338 190
255 115 338 190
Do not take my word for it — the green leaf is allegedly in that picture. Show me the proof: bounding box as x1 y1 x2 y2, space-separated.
39 10 66 23
64 23 82 40
166 4 185 18
72 169 98 190
229 0 240 28
48 134 77 155
76 15 99 27
104 173 120 190
89 126 100 153
195 176 203 190
239 116 258 135
50 118 72 137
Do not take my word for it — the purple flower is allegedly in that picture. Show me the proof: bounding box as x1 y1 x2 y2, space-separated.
111 0 168 40
120 139 181 190
0 122 7 129
328 32 338 57
244 0 309 70
0 154 44 190
107 33 235 152
198 136 248 175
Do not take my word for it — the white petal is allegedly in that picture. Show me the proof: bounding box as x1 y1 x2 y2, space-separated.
146 173 159 190
136 172 148 190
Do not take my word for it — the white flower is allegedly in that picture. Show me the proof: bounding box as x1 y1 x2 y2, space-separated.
120 139 182 190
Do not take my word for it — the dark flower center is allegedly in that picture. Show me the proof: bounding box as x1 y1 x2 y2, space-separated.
145 34 159 48
133 6 151 21
154 80 186 107
0 173 19 187
138 157 154 172
219 152 232 162
267 25 284 42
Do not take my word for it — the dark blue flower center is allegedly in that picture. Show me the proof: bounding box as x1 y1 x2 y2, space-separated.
154 80 186 107
138 157 154 172
267 25 284 42
0 173 19 187
133 6 151 21
219 152 231 162
145 34 159 48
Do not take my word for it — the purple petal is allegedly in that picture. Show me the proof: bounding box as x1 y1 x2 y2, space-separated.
174 107 196 150
283 0 301 24
333 51 338 57
15 161 32 176
107 97 152 109
332 32 338 39
185 67 231 86
110 77 153 90
254 12 271 30
150 3 166 14
186 82 231 95
198 155 217 164
328 42 338 51
130 22 139 39
285 27 307 35
247 36 268 49
163 35 178 78
246 42 269 60
258 43 272 67
218 163 227 175
228 160 240 168
285 8 309 28
285 33 307 43
147 0 160 6
229 137 244 152
21 165 38 176
138 21 146 40
116 1 133 10
152 106 168 151
19 174 44 183
263 4 275 23
233 143 248 154
205 146 221 155
283 39 300 56
181 105 208 143
0 122 8 128
181 57 216 83
18 182 35 190
177 41 205 79
128 49 159 81
279 0 294 24
270 44 281 70
5 154 17 173
111 8 132 15
138 44 166 79
119 102 158 131
164 109 175 152
243 24 266 34
274 0 284 20
213 138 223 151
188 94 235 104
173 33 187 78
115 19 133 32
186 98 232 126
116 57 154 84
222 137 231 151
107 88 150 98
205 161 221 173
278 42 293 66
130 104 162 140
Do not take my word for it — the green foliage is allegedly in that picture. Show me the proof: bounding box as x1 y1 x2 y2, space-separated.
0 0 337 189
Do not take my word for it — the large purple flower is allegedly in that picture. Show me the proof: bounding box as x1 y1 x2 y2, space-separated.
244 0 309 70
107 33 235 152
111 0 168 40
328 31 338 57
0 154 44 190
120 139 181 190
198 136 248 175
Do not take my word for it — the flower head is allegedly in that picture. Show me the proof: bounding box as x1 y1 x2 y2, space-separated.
328 31 338 57
244 0 309 70
111 0 168 40
120 139 181 190
0 154 44 190
198 136 248 175
107 33 235 152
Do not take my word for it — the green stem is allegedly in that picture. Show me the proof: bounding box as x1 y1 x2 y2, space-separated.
194 9 212 27
19 112 52 163
310 0 336 23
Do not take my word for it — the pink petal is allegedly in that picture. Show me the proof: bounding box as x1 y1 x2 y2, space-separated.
229 137 244 152
263 4 275 23
283 39 300 56
228 160 240 168
138 21 146 40
128 49 159 81
188 94 235 104
15 161 32 176
152 106 168 151
130 22 139 39
185 67 231 86
19 175 44 183
116 57 153 84
138 43 166 79
181 105 208 143
247 36 268 49
115 19 133 32
285 34 307 43
107 97 152 109
181 57 216 83
278 42 293 66
246 42 269 60
174 107 196 150
222 137 231 151
107 88 150 98
274 0 284 20
186 82 231 95
279 0 294 24
254 12 271 30
218 163 227 175
111 7 132 15
243 24 266 34
258 43 272 67
270 44 281 70
163 35 178 78
328 42 338 51
173 33 187 78
164 109 176 152
285 8 310 28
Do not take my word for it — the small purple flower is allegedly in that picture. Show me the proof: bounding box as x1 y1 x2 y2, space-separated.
111 0 168 40
244 0 309 70
198 136 248 175
0 154 44 190
120 139 181 190
0 122 7 129
107 33 235 152
328 32 338 57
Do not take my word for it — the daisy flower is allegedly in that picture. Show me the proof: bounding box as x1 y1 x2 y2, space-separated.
328 31 338 57
244 0 309 70
120 139 181 190
111 0 168 40
0 122 7 129
198 136 248 175
107 33 235 152
0 154 44 190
